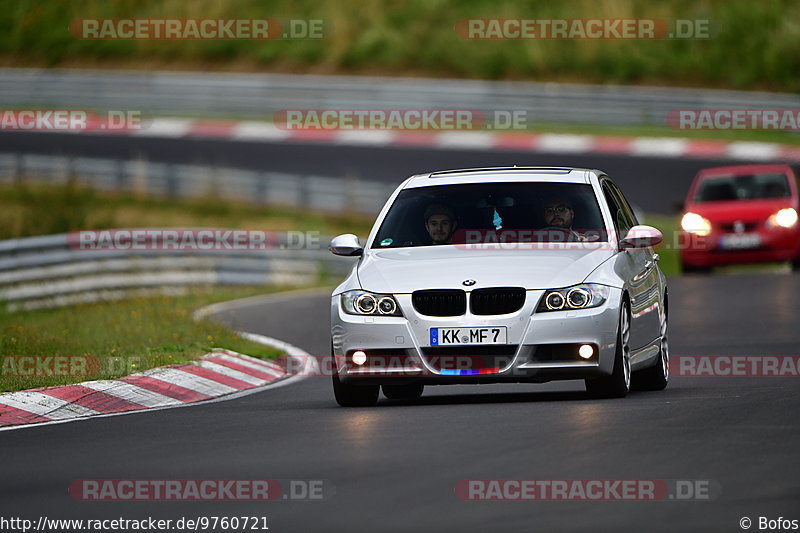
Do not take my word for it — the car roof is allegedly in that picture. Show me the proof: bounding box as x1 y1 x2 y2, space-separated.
696 164 795 178
402 167 602 189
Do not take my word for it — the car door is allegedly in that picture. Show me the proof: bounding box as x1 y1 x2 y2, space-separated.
601 179 660 350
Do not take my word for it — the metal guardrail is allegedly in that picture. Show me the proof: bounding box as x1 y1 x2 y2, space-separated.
0 232 354 311
3 68 800 126
0 152 395 215
0 150 372 311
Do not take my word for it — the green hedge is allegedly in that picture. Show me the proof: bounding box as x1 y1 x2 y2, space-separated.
1 0 798 91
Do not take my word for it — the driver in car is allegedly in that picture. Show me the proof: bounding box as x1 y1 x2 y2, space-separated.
424 203 458 245
543 198 592 242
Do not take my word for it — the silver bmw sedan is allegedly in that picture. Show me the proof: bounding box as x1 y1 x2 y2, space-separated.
329 167 669 406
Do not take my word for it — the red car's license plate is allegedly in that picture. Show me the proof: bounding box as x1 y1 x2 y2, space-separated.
719 233 761 250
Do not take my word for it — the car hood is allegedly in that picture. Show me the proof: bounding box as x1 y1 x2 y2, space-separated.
357 245 614 293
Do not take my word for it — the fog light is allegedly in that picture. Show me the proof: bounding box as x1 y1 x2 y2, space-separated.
352 351 367 366
578 344 594 359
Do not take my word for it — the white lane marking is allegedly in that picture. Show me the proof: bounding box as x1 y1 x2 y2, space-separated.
726 142 781 160
536 134 594 153
631 137 688 157
335 130 396 145
236 330 312 358
224 350 286 374
0 391 100 420
207 353 284 378
435 131 495 149
141 367 237 396
233 121 291 141
134 118 192 137
236 332 319 377
197 360 267 386
81 380 183 408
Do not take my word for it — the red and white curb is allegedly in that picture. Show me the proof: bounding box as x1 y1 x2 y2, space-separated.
44 117 800 162
0 344 310 431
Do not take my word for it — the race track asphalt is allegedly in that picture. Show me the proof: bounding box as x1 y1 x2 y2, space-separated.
0 131 755 214
2 274 799 532
2 134 799 532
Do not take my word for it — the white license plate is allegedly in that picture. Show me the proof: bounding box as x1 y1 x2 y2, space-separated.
719 233 761 250
430 327 507 346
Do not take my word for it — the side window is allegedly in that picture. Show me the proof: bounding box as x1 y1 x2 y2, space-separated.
610 183 638 227
602 180 634 244
601 182 623 233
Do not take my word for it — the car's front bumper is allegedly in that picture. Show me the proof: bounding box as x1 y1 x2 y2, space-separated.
330 288 622 385
680 227 800 267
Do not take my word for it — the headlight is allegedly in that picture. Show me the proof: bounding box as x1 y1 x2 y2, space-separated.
341 290 403 317
681 212 712 236
767 207 798 229
537 284 610 313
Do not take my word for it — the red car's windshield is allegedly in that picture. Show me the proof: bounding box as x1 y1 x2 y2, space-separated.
694 173 791 203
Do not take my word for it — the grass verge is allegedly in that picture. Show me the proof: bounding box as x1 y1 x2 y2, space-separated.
0 181 375 240
0 285 313 392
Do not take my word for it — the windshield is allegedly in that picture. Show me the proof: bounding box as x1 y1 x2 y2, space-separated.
372 182 607 248
694 173 791 202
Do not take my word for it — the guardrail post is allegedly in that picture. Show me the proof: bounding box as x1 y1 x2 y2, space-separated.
13 153 23 184
166 163 177 197
132 154 148 197
115 158 126 190
256 171 268 205
299 175 310 208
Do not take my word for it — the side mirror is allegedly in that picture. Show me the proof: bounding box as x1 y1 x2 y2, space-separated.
329 234 363 256
619 225 663 249
672 200 685 213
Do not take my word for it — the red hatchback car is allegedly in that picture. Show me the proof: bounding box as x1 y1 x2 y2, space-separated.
679 164 800 272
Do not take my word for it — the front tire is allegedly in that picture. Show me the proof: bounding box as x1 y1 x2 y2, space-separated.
331 343 379 407
382 384 424 401
333 373 379 407
585 300 631 398
632 305 669 391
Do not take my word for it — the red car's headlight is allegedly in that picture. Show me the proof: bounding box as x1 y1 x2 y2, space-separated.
767 208 798 229
681 212 712 236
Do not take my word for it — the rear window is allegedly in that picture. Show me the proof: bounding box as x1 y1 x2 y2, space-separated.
372 182 607 248
694 173 791 202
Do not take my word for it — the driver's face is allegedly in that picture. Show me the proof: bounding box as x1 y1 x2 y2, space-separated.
544 204 574 228
426 214 455 244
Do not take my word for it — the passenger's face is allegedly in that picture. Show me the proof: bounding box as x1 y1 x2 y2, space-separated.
544 204 573 228
426 215 455 244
